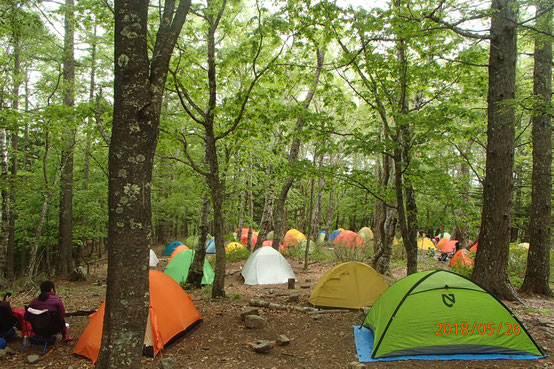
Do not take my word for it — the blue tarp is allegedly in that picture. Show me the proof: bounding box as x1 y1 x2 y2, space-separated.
206 238 216 254
162 241 184 256
353 326 545 363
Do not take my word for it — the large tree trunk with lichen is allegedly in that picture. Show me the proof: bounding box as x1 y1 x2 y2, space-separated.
96 1 191 367
272 49 325 250
519 1 552 297
472 0 519 301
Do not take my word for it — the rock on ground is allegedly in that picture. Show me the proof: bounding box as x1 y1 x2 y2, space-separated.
245 314 266 329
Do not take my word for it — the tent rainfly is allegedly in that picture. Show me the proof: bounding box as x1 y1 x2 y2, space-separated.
73 271 202 362
362 270 544 359
309 262 387 309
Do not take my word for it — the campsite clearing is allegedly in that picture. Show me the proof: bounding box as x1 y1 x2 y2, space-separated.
4 250 553 369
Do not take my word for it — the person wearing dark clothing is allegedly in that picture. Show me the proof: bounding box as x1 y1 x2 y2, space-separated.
29 281 71 341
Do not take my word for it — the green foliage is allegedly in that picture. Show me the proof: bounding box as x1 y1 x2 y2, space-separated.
333 244 373 263
226 246 251 262
508 245 529 288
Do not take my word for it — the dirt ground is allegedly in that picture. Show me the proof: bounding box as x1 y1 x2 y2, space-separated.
3 248 553 369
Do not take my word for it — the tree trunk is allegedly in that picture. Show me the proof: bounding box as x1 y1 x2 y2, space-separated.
472 0 519 301
254 172 274 249
519 1 552 296
373 143 395 274
0 125 8 280
81 24 97 266
236 190 245 241
187 192 210 288
96 1 191 367
273 49 324 250
58 0 75 276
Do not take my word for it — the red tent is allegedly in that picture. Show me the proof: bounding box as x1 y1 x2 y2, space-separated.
332 230 364 248
236 227 257 245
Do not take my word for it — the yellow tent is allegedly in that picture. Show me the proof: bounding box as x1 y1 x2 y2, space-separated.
225 242 245 253
284 229 307 247
417 237 435 250
358 227 374 242
393 236 400 246
309 262 388 309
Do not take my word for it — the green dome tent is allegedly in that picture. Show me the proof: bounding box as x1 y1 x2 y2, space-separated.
362 270 543 359
164 250 214 285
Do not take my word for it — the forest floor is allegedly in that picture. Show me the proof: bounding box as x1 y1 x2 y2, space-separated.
3 246 553 369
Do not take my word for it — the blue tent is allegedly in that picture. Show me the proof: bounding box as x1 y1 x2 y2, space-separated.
162 241 184 256
206 238 216 254
329 230 342 242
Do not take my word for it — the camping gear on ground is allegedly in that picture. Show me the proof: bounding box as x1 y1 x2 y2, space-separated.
449 249 474 268
241 247 297 285
435 232 451 239
361 269 544 359
164 249 214 285
332 230 364 248
168 245 190 262
329 229 343 242
162 241 184 256
73 271 202 362
417 237 435 250
265 231 274 240
206 238 216 254
358 227 374 242
149 249 159 267
309 262 388 309
21 308 62 354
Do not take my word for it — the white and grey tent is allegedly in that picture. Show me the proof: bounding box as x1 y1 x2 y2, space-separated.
149 249 159 267
241 246 297 285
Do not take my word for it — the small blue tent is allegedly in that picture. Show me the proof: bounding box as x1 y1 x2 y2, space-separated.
329 230 342 242
206 238 216 254
162 241 184 256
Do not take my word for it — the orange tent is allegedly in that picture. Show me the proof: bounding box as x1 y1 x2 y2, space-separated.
332 230 364 248
469 242 478 252
449 249 474 268
168 244 190 262
73 271 202 362
435 237 451 250
440 240 458 253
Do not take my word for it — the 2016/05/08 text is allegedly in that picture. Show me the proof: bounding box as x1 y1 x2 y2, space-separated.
434 322 522 336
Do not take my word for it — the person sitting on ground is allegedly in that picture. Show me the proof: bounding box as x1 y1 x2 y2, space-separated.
28 281 71 341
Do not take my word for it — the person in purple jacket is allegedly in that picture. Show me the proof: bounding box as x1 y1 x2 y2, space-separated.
28 281 71 341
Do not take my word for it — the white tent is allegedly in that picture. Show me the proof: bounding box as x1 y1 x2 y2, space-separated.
149 249 159 267
241 247 297 285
